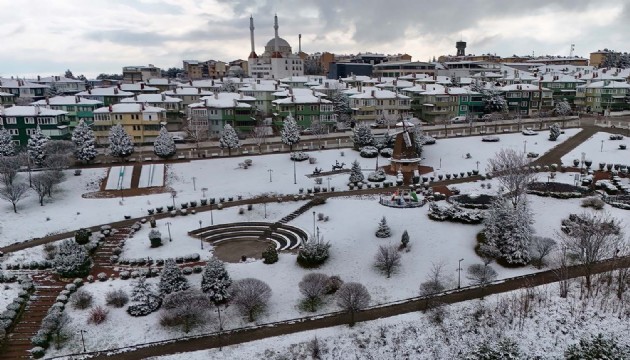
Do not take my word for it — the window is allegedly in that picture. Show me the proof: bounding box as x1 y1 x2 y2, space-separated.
521 101 527 107
26 128 37 135
8 129 18 135
24 117 35 124
38 117 57 125
531 101 539 107
460 105 467 111
461 96 469 102
5 117 16 124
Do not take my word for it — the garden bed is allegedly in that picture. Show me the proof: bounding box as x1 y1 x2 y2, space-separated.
449 193 496 209
527 182 591 199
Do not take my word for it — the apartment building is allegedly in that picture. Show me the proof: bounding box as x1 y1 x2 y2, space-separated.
187 92 256 136
348 88 411 123
31 96 102 129
92 103 166 145
0 105 69 145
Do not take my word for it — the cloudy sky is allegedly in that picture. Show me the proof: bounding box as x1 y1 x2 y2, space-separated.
1 0 628 78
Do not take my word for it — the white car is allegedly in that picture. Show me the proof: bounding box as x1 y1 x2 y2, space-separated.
450 116 468 124
522 128 537 136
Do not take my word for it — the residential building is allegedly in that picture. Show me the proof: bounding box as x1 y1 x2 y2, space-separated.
0 105 69 146
119 83 160 94
0 78 49 101
348 88 411 124
31 96 102 129
162 87 214 106
272 89 335 129
327 63 373 79
372 61 436 78
122 64 162 83
438 61 502 79
144 78 179 92
386 54 412 63
183 60 204 79
533 74 585 105
247 15 304 79
589 50 616 68
239 81 283 116
187 92 256 136
575 80 630 113
525 57 588 66
0 92 15 107
76 87 134 106
413 87 459 124
92 103 167 145
31 76 86 94
498 83 553 116
120 93 183 129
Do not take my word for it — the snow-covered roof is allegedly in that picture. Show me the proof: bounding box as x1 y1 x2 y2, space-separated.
190 92 256 108
238 83 282 92
339 75 372 82
272 91 332 105
76 87 134 97
280 76 318 83
144 78 176 86
120 84 160 92
120 94 183 103
93 103 166 113
349 87 410 100
273 88 327 99
1 105 67 116
580 81 630 89
162 87 214 96
401 84 446 93
500 84 551 91
376 80 415 89
0 78 49 88
534 74 586 83
31 76 84 84
0 91 15 97
31 96 102 106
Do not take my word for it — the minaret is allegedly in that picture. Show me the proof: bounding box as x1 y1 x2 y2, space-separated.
299 34 302 53
248 15 257 59
272 13 281 58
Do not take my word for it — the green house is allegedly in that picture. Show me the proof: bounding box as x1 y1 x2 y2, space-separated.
31 96 102 130
0 105 69 146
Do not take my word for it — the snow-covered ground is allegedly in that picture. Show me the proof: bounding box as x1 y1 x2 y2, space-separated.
0 283 20 314
139 164 165 188
150 280 630 360
562 131 630 167
104 166 133 190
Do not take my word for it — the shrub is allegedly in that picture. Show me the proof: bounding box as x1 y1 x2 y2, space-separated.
182 267 193 275
149 229 162 248
30 347 46 359
359 146 379 158
70 289 93 310
290 152 309 161
297 238 331 268
74 228 91 245
105 289 129 308
54 239 91 278
97 272 108 282
379 148 393 158
88 306 108 325
127 296 162 317
262 245 279 264
565 334 628 360
581 197 605 210
367 169 386 182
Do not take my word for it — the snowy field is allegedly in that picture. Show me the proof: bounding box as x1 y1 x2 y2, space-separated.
139 164 165 188
151 281 630 360
423 128 582 176
561 131 630 167
104 166 133 190
0 283 20 314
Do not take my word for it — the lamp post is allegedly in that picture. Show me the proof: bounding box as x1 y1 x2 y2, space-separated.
476 161 480 171
268 169 273 182
79 329 87 352
327 177 332 191
210 203 214 225
523 140 527 154
170 190 177 208
293 159 297 184
601 139 604 152
192 177 197 191
199 220 204 249
216 305 224 351
264 199 267 219
457 258 464 289
166 221 172 242
312 211 316 238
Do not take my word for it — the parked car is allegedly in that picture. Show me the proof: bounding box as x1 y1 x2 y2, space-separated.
480 114 495 122
522 128 537 136
450 116 468 124
300 128 314 135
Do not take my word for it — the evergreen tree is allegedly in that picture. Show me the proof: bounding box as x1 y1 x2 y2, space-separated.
0 127 16 156
281 114 300 151
565 333 629 360
348 160 364 184
375 216 392 238
201 257 232 304
401 230 410 248
53 239 91 278
159 259 190 295
262 245 279 264
553 98 572 118
153 126 176 158
108 124 134 160
549 123 561 141
484 197 533 265
218 123 241 156
71 120 97 162
130 276 157 304
27 126 49 167
353 123 374 149
331 89 352 124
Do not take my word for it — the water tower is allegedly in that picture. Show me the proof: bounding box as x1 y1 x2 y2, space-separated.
456 40 466 57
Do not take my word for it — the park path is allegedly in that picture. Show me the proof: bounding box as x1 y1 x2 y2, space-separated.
69 255 630 360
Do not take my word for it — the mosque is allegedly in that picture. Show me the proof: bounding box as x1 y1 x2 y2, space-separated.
247 15 305 79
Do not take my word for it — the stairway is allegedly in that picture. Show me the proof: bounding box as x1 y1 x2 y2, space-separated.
278 198 325 224
91 227 132 277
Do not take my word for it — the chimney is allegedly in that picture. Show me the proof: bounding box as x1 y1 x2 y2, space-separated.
141 83 145 90
75 95 80 104
214 92 218 100
141 102 145 111
45 96 50 105
173 87 177 94
108 104 113 112
189 80 193 86
233 99 239 107
198 88 201 94
161 93 166 101
35 104 41 114
212 80 215 86
114 88 119 94
134 94 138 101
37 75 41 81
291 95 295 102
274 84 278 90
205 98 209 106
88 88 92 95
117 83 121 89
55 76 60 81
371 90 375 97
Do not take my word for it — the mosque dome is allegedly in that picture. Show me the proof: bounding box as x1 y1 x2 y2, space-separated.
265 37 291 49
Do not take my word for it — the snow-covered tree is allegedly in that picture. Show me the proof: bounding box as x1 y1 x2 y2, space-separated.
374 244 402 278
53 239 91 278
470 80 507 114
297 236 331 268
153 126 176 158
331 89 352 125
348 160 364 184
27 126 49 167
298 273 329 312
467 338 522 359
466 263 498 287
565 333 629 359
127 276 162 317
281 114 300 151
230 278 272 322
108 124 134 161
159 259 190 295
336 282 370 327
0 127 16 156
218 123 240 156
71 120 97 163
400 230 410 249
0 155 20 187
0 182 29 213
487 148 536 208
419 262 447 296
160 290 212 333
529 236 557 268
201 257 232 304
377 132 394 150
375 216 392 238
549 122 561 141
553 99 571 118
353 123 374 149
219 80 239 93
483 197 533 265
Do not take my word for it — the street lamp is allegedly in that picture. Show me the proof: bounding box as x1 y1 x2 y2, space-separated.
476 161 480 171
170 190 177 208
210 204 214 225
192 177 197 191
79 329 87 352
268 169 273 182
312 211 316 239
293 159 297 184
264 199 267 219
327 177 332 191
523 140 527 154
457 258 464 289
166 221 172 242
199 220 204 249
601 140 604 152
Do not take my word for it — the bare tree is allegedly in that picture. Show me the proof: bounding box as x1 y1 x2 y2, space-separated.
419 262 448 296
0 182 29 213
558 212 625 293
230 278 272 322
551 246 570 298
374 244 402 278
31 172 48 206
467 264 498 288
529 236 557 269
0 156 21 187
487 148 536 208
183 116 209 156
160 290 213 333
250 125 269 154
336 282 370 326
478 244 501 266
299 273 329 312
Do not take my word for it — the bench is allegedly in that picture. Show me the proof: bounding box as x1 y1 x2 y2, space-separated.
144 157 152 161
177 155 185 159
211 153 219 157
242 150 249 155
272 148 280 152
